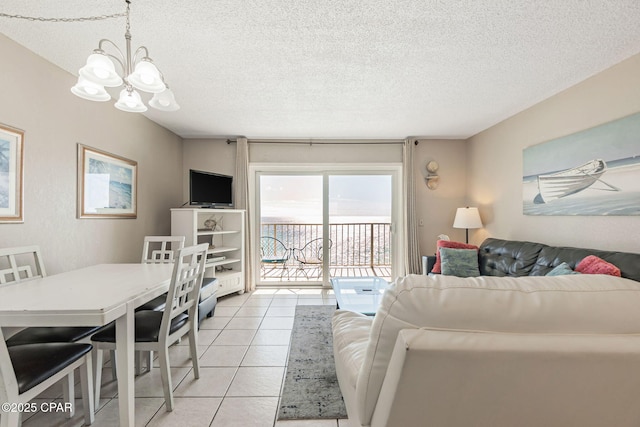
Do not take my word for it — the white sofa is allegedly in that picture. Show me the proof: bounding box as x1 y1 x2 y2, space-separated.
332 273 640 427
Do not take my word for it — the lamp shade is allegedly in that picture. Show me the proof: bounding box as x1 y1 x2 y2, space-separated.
71 77 111 102
149 87 180 111
453 207 482 229
128 60 166 93
114 89 147 112
79 53 123 87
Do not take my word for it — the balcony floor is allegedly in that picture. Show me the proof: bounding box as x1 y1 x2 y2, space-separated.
260 265 392 283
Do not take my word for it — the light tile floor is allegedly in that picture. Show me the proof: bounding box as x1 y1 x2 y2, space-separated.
20 288 351 427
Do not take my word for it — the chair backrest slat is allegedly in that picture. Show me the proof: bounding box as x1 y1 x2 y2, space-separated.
160 243 208 339
141 236 185 264
0 246 46 285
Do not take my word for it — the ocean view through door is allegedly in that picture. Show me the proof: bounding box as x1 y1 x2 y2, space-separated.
258 172 393 286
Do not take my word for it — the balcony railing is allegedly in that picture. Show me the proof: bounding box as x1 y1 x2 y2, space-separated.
260 223 391 280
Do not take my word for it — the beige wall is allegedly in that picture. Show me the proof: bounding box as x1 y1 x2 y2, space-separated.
414 139 468 256
0 34 184 274
467 53 640 253
182 138 468 259
181 139 408 202
181 139 235 203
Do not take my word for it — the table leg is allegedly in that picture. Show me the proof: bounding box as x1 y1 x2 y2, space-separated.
115 303 135 426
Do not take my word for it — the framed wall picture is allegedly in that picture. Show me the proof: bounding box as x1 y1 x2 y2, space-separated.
77 144 137 218
0 123 24 223
523 112 640 216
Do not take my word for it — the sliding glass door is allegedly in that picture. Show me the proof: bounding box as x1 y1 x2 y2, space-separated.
256 167 397 286
328 175 392 280
259 174 325 283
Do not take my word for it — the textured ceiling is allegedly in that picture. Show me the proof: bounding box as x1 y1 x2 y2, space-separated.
1 1 640 139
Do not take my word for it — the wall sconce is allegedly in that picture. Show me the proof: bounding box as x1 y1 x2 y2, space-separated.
425 160 439 190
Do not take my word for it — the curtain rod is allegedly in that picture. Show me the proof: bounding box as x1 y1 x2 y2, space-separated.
226 138 415 145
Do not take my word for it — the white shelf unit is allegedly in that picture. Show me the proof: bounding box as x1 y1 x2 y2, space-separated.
171 208 245 297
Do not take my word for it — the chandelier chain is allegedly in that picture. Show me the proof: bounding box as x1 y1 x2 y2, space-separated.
0 12 126 23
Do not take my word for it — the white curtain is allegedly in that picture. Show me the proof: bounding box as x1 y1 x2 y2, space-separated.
403 138 421 274
234 137 254 292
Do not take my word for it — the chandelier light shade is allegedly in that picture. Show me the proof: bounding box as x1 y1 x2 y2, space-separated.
71 77 111 102
453 207 483 243
78 53 123 87
70 0 179 112
149 87 180 111
128 60 165 93
115 88 147 112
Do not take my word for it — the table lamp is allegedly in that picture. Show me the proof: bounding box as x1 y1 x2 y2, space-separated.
453 207 483 243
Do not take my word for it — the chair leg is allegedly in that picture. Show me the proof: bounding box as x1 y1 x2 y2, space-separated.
188 328 200 379
135 351 143 376
135 350 153 374
109 350 117 380
62 372 75 418
80 352 95 426
157 346 174 411
93 349 104 406
146 350 153 372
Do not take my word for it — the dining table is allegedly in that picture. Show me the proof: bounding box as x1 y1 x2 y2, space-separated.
0 263 176 427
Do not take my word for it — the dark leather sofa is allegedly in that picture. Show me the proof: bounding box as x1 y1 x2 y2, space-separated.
425 237 640 283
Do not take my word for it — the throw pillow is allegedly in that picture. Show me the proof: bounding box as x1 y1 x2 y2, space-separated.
546 262 581 276
431 240 479 274
575 255 621 277
440 247 480 278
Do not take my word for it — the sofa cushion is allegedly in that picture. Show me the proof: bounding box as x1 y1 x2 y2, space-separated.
332 310 373 390
479 238 545 277
546 262 580 276
528 245 638 281
440 248 480 277
432 240 478 274
575 255 622 277
354 273 640 426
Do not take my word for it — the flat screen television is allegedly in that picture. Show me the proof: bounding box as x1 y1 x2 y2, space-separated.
189 169 233 208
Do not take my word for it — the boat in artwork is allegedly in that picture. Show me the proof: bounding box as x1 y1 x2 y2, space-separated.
536 159 608 203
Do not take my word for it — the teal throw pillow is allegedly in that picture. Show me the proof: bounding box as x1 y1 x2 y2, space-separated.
439 247 480 278
546 262 581 276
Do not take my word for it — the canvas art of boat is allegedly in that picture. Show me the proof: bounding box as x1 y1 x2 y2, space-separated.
535 159 617 203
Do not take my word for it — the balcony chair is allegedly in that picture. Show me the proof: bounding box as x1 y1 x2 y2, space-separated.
260 236 291 279
91 243 208 411
294 237 332 279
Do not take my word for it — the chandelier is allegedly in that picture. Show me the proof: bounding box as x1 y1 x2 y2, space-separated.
71 0 179 112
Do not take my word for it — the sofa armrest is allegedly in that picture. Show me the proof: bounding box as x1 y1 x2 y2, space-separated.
370 328 640 427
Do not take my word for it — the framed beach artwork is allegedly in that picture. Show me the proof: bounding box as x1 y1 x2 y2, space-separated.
77 144 137 218
0 123 24 223
523 112 640 216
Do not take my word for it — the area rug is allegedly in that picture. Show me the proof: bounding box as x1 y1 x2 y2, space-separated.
277 305 348 420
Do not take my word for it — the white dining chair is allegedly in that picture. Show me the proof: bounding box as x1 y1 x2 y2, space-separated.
0 332 95 427
132 236 186 375
0 245 99 419
91 243 208 411
0 245 46 285
103 236 187 380
136 236 186 312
